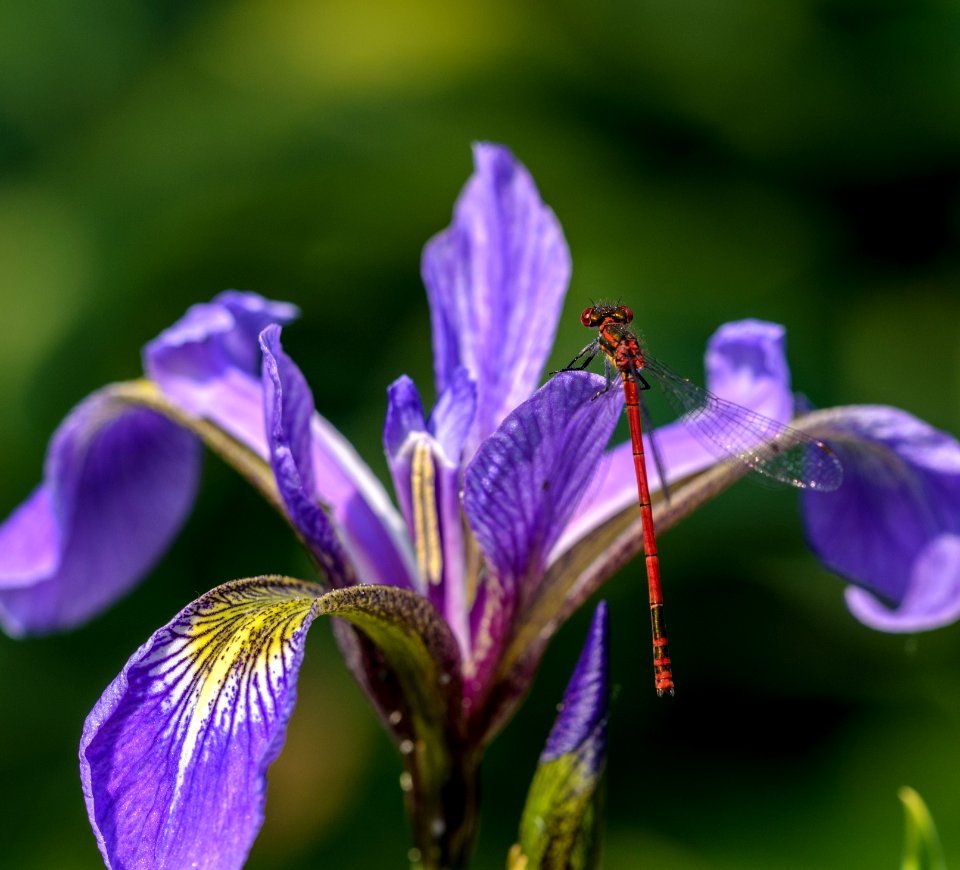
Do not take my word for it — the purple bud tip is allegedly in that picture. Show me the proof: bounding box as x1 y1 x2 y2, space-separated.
541 601 609 761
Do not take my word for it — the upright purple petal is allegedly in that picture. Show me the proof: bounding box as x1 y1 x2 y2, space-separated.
0 392 201 636
259 327 416 589
384 376 430 571
422 143 571 454
705 319 794 424
804 405 960 628
144 291 298 457
80 576 323 870
260 325 352 586
464 371 621 589
384 369 476 538
428 366 477 462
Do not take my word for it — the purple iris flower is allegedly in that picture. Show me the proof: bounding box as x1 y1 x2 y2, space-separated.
2 142 960 868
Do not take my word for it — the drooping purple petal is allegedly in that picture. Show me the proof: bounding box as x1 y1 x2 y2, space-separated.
144 291 298 457
804 405 960 627
260 325 352 586
422 143 571 455
0 392 201 636
80 576 323 870
555 319 797 557
541 600 609 762
464 371 622 589
259 327 416 590
845 534 960 632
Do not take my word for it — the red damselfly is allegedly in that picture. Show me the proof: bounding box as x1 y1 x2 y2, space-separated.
563 304 843 696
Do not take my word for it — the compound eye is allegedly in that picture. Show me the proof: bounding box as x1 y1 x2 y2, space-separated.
580 307 596 327
619 306 634 323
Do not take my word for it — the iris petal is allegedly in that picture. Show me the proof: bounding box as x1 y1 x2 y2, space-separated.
259 326 416 589
464 371 621 589
428 366 477 462
845 534 960 632
260 325 352 586
705 319 794 423
80 576 323 870
0 393 200 636
81 578 465 870
422 143 571 454
804 405 960 625
144 291 298 457
540 601 610 763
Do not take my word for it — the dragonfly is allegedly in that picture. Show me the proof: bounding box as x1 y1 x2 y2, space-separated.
563 304 843 696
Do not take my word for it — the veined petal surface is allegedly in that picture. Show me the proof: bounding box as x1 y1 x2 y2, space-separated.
460 373 618 707
81 578 465 870
144 291 298 457
0 393 200 636
422 143 571 454
429 366 477 462
80 576 324 870
464 371 621 588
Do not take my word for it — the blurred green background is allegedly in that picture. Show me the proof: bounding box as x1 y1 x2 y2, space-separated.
3 1 960 867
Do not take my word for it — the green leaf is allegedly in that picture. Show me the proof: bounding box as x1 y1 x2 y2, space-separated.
900 786 947 870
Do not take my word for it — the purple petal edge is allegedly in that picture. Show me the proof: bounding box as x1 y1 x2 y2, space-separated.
258 328 415 589
845 534 960 632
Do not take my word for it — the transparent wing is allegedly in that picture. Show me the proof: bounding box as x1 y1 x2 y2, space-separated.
642 355 843 491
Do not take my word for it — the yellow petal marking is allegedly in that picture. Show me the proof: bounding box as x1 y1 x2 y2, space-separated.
411 439 443 586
